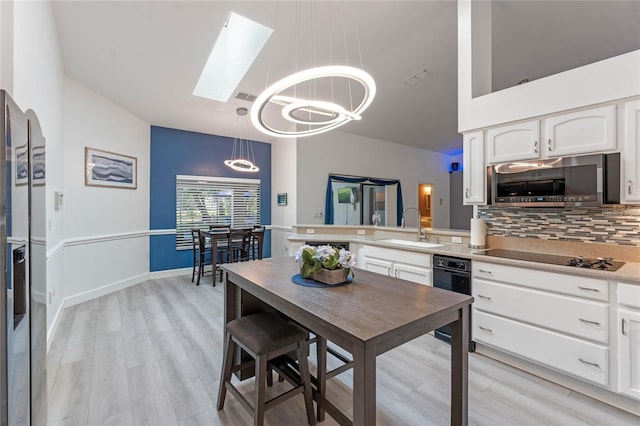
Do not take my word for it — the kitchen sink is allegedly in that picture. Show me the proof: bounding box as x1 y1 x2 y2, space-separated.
378 239 442 248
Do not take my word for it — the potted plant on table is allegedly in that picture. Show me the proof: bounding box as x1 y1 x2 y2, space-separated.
294 244 356 285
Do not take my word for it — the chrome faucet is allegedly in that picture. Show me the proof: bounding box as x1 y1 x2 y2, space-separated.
401 207 425 241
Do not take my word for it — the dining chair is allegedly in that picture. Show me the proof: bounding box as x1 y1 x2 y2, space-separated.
228 228 253 263
195 229 213 286
250 226 265 260
206 228 231 285
190 229 200 282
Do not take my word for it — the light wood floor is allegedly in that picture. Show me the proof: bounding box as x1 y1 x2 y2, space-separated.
47 274 639 426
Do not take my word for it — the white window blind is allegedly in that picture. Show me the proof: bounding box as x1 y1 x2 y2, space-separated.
176 175 261 249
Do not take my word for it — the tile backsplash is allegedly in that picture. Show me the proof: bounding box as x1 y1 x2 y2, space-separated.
478 206 640 246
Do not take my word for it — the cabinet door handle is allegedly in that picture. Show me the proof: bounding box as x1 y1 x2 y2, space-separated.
578 286 600 292
478 269 493 275
394 269 399 278
629 180 633 195
622 318 626 335
478 294 492 301
579 318 600 326
387 266 392 277
534 140 538 154
465 188 469 198
578 358 600 368
547 138 552 151
479 326 493 334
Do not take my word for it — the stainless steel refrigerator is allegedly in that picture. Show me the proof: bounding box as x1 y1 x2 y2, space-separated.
1 90 47 426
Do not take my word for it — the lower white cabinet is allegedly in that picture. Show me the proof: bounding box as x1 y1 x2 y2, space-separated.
357 245 432 285
617 282 640 400
474 311 609 386
472 261 611 387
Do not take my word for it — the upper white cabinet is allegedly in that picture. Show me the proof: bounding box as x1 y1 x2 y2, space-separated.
545 105 616 158
486 105 617 165
487 120 540 163
462 131 486 205
623 100 640 203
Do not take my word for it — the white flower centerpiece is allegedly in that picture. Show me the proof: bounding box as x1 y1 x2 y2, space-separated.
294 244 356 285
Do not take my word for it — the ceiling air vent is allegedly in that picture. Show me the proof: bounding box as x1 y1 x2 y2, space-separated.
235 92 257 102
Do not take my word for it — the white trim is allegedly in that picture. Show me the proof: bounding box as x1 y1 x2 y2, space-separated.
47 299 66 352
269 225 293 232
46 240 65 261
31 237 46 246
65 230 149 246
149 228 176 236
148 267 192 280
64 272 149 308
177 174 260 185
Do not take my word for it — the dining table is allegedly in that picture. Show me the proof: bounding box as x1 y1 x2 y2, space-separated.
221 257 473 425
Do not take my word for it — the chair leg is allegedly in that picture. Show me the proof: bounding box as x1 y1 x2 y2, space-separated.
266 367 273 387
254 355 268 426
217 332 234 410
297 343 317 426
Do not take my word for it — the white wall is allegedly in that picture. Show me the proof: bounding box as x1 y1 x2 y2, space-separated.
62 76 150 303
458 0 640 132
12 0 65 335
296 130 454 229
270 136 297 257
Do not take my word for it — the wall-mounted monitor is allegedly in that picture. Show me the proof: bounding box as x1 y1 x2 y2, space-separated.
337 187 358 204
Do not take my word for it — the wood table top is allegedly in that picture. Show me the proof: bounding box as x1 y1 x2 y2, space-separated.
222 257 473 347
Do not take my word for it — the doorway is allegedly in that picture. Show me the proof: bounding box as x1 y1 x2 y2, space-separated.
418 183 433 228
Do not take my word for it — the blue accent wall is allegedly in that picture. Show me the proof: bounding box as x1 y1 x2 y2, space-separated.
149 126 271 272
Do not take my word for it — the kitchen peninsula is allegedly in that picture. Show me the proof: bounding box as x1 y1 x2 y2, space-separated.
288 224 640 415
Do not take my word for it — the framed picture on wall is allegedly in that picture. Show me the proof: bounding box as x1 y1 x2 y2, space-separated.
277 193 287 206
32 145 46 186
85 147 137 189
15 144 28 186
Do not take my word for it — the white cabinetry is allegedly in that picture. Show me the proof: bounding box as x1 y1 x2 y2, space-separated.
617 283 640 400
486 120 540 163
462 131 486 205
357 245 432 285
472 261 609 386
623 100 640 203
486 105 617 165
545 105 616 158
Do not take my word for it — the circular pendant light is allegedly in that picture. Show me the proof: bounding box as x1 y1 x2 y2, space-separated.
225 107 260 173
251 65 376 138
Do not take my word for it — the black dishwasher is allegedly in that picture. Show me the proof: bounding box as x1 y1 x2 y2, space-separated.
432 255 475 352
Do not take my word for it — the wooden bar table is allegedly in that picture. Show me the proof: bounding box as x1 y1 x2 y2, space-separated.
221 257 473 426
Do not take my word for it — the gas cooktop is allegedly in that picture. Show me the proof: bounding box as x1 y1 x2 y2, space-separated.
479 249 625 272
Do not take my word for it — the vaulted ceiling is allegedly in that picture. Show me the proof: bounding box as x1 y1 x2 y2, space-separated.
52 1 639 155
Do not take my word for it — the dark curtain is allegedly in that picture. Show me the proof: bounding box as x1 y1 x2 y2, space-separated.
324 174 403 226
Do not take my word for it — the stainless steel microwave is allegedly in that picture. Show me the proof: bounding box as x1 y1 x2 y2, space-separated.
490 153 620 207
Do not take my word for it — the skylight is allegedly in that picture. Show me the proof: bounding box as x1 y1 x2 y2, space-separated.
193 12 273 102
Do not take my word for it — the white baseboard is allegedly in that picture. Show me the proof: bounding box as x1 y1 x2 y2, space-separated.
148 267 191 279
64 272 149 308
46 267 193 353
47 300 66 352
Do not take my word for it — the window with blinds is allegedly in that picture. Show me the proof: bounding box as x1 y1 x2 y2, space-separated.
176 175 261 249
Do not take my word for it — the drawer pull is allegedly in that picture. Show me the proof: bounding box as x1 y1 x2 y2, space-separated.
534 140 538 154
547 138 552 151
578 286 600 293
622 318 626 335
579 318 601 326
478 294 492 301
387 266 391 277
578 358 600 368
478 269 493 275
478 326 493 334
394 269 399 278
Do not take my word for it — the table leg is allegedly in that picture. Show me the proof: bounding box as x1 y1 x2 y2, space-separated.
450 306 469 426
352 342 376 426
316 336 327 421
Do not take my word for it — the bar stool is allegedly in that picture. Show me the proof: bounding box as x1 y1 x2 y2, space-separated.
217 312 316 426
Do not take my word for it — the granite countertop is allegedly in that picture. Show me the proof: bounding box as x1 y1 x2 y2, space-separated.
288 233 640 284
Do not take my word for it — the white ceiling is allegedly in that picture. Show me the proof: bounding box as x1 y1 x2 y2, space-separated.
51 1 639 155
